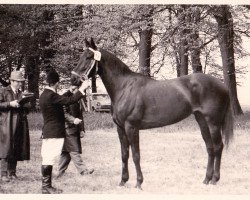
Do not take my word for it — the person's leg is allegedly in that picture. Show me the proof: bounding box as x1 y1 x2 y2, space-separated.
57 152 71 178
8 159 17 179
1 159 10 182
70 152 94 175
41 138 64 194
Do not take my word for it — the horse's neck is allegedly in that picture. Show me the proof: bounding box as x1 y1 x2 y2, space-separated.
99 64 132 100
99 70 126 100
99 50 135 99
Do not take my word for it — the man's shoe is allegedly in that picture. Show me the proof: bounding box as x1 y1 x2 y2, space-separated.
55 171 65 179
1 175 10 182
81 168 94 175
42 186 63 194
9 174 18 180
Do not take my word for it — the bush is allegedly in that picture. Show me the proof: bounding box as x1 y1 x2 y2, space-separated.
28 112 44 131
84 112 115 131
28 111 115 131
28 110 250 133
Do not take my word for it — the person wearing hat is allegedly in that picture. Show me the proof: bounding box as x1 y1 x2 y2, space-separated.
39 69 90 194
0 70 31 182
56 85 94 179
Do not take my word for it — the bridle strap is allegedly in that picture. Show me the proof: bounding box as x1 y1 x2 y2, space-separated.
71 48 101 82
71 59 98 82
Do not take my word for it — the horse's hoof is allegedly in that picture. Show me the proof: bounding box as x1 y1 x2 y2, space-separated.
210 180 217 185
203 179 210 185
119 180 126 187
135 183 142 190
210 177 219 185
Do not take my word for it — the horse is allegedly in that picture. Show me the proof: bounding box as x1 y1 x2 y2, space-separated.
71 38 234 189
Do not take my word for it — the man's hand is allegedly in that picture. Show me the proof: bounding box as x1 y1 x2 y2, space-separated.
80 131 85 138
74 118 82 125
78 80 91 93
10 100 20 108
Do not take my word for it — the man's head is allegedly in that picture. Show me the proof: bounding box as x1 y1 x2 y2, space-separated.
46 69 60 89
9 71 25 91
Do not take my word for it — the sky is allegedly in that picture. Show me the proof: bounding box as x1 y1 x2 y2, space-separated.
238 71 250 106
236 36 250 107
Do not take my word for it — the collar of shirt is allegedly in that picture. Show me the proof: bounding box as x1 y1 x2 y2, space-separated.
45 86 56 93
11 85 19 94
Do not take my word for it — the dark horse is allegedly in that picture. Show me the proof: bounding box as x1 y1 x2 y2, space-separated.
71 38 234 189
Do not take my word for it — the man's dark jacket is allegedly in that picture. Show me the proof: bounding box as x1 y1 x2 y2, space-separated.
39 88 83 138
63 91 85 153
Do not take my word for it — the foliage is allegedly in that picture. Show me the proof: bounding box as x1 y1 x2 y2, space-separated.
28 111 115 131
1 4 250 90
28 108 250 133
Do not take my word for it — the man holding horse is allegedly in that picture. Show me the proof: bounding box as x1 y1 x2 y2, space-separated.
39 69 90 194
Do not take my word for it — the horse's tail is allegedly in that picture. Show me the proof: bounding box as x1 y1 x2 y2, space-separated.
222 99 234 148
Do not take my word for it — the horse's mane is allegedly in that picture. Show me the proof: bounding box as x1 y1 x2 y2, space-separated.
101 49 136 75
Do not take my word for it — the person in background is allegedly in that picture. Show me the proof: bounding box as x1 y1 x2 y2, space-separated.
39 69 90 194
0 71 30 182
56 85 94 179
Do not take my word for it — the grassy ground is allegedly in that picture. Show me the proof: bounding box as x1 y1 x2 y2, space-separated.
0 110 250 195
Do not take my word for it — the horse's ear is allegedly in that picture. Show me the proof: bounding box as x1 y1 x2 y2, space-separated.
85 38 90 48
90 38 97 50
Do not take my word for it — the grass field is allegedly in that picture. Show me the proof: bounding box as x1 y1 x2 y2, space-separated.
0 110 250 195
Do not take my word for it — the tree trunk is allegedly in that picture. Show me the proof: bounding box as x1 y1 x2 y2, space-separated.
191 8 203 73
214 5 243 115
178 40 189 76
191 44 203 73
25 56 40 111
177 5 189 76
138 27 152 77
138 6 153 77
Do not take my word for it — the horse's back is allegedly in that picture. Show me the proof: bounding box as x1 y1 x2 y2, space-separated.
112 73 229 129
139 73 229 128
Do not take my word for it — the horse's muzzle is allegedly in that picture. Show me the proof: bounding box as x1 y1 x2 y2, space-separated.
70 75 82 86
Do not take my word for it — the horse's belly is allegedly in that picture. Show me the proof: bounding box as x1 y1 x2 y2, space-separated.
139 102 192 129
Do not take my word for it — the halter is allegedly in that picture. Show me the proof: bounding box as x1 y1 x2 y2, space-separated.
71 48 101 82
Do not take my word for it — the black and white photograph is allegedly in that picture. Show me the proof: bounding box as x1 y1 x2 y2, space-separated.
0 0 250 197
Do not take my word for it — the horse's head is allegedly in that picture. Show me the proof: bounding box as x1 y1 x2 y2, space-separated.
71 38 101 86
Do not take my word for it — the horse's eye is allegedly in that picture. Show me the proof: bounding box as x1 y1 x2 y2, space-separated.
86 52 94 59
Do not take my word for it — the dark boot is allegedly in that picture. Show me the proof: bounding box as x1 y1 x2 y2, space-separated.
41 165 63 194
8 159 17 180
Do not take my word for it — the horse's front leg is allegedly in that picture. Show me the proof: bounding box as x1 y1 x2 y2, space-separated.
125 123 143 189
117 126 129 187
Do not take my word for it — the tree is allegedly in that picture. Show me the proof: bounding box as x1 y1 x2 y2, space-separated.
213 5 243 115
190 6 203 73
135 5 154 77
1 4 249 115
177 5 189 76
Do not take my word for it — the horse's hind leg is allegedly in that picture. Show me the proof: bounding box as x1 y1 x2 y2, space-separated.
125 122 143 189
117 126 129 186
207 122 224 185
194 112 215 184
